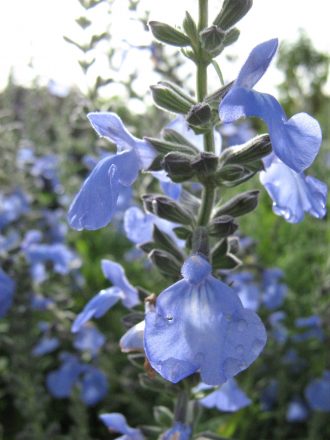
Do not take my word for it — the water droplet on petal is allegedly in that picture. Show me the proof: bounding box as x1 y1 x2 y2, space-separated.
166 315 174 323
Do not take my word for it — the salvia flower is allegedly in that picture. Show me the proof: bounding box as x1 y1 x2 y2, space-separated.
124 206 182 247
32 336 60 357
144 255 267 385
46 354 108 406
80 366 108 406
262 268 287 310
260 153 327 223
99 412 144 439
161 422 192 440
68 112 155 230
197 379 251 412
24 242 79 283
219 39 322 173
0 268 15 318
73 326 106 356
286 398 309 422
46 354 84 398
72 259 139 333
305 371 330 411
227 272 260 311
0 190 29 231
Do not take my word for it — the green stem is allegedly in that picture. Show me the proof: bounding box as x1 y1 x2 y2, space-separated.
197 185 215 226
196 0 215 226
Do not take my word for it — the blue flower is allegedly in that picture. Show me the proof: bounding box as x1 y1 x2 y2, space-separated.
0 268 15 318
292 314 324 342
219 39 322 173
262 268 287 310
124 206 183 247
161 422 191 440
68 112 155 230
120 320 145 353
32 336 60 356
46 354 84 398
152 170 182 200
72 259 139 333
260 154 327 223
227 272 260 311
286 398 309 422
0 190 29 231
144 255 267 385
268 311 288 344
46 353 108 405
305 371 330 412
80 366 108 406
197 379 251 412
73 326 106 356
99 413 144 439
24 243 79 283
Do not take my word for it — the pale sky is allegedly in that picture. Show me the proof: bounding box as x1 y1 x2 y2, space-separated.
0 0 329 97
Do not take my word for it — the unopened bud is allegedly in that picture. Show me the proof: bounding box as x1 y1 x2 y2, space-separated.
162 152 195 182
199 25 226 55
148 249 181 279
191 152 219 180
219 134 272 165
213 0 253 30
142 194 193 225
186 103 212 126
151 83 192 114
223 27 240 47
208 214 238 237
149 21 191 47
213 190 260 218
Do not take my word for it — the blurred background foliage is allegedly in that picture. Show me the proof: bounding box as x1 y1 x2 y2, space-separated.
0 0 329 439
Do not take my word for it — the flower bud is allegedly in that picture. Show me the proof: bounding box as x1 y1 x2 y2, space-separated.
213 190 260 218
148 249 181 279
208 214 238 237
186 103 212 126
219 134 272 165
151 83 192 114
142 194 193 226
191 152 219 180
223 27 240 47
148 21 191 47
152 225 184 262
162 152 195 182
144 137 198 156
199 25 226 55
213 0 253 31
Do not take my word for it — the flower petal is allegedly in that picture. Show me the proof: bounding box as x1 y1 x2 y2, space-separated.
220 88 322 172
71 287 122 333
120 321 145 352
235 39 278 89
200 378 251 412
101 259 139 308
88 112 155 169
68 150 139 230
144 274 267 385
260 155 327 222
